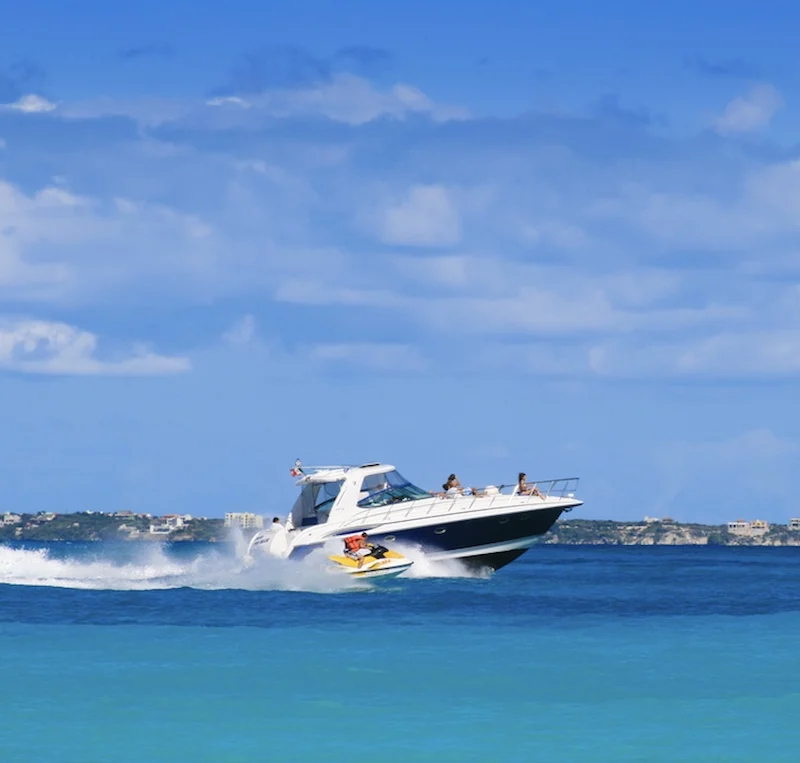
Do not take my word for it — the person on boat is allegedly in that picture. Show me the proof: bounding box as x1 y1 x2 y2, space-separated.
343 532 374 568
442 474 463 494
247 516 285 555
517 472 543 498
260 517 283 537
442 474 484 497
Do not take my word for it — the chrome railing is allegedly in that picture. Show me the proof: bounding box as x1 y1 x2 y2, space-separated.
488 477 580 500
343 477 580 527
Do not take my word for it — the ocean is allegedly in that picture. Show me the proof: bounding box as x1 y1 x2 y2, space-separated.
1 541 798 762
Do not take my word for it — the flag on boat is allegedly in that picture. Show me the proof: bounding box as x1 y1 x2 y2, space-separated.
290 460 304 477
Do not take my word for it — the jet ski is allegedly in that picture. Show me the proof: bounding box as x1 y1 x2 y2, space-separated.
328 544 413 581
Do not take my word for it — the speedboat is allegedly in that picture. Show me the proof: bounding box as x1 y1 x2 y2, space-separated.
327 544 414 581
246 461 582 571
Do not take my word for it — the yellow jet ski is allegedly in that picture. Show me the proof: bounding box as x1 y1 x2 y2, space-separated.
328 544 413 581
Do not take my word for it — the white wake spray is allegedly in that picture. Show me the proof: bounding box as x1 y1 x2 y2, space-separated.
390 541 493 579
0 537 489 592
0 543 361 594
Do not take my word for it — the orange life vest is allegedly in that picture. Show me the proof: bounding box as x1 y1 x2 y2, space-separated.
344 535 364 552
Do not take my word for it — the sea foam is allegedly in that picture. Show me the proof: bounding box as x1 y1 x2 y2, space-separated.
0 536 488 594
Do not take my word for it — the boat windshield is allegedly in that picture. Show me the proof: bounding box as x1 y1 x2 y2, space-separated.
314 480 344 515
357 469 430 508
292 480 344 527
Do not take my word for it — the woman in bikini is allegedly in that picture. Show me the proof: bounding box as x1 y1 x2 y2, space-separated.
517 472 543 498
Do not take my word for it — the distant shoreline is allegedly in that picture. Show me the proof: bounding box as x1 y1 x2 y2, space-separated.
2 513 799 546
536 518 800 547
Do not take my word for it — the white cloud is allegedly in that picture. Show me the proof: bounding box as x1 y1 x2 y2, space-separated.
744 160 800 228
0 319 190 376
0 181 77 295
4 76 800 383
274 280 398 307
589 157 800 253
653 428 798 519
588 329 800 378
709 428 799 459
0 177 220 304
714 83 783 134
273 252 751 344
378 185 461 247
223 314 257 346
466 325 800 381
60 96 192 127
1 94 57 113
475 341 595 377
424 288 621 334
674 330 800 376
389 255 471 289
50 76 466 129
206 96 252 109
205 73 468 126
419 292 743 337
384 256 744 336
308 342 426 372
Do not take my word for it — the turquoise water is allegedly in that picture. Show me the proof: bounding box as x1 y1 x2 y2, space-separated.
1 542 798 762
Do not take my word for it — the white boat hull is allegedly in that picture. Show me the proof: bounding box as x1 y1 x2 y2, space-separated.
290 500 579 570
252 462 582 573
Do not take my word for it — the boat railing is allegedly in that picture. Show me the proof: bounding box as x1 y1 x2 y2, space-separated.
488 477 579 500
345 477 580 527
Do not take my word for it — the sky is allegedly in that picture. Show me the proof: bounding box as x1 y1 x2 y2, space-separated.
1 0 799 523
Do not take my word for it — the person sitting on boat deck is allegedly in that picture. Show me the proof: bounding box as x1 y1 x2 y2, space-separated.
442 473 462 494
343 532 374 568
517 472 543 498
441 474 484 497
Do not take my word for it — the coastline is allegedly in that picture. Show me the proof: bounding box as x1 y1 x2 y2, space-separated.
2 513 799 546
536 519 800 547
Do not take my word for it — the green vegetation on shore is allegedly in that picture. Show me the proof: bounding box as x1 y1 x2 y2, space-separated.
2 512 799 545
0 512 225 543
534 518 800 546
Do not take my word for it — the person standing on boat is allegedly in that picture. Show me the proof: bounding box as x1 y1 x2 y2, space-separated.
247 517 284 556
259 517 283 539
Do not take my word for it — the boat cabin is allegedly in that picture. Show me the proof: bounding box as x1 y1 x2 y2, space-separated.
287 463 430 528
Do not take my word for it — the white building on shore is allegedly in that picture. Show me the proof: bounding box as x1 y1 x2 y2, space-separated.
789 518 800 531
224 512 264 530
148 513 192 535
728 519 770 537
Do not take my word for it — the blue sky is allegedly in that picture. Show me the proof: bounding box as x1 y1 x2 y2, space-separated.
1 0 799 523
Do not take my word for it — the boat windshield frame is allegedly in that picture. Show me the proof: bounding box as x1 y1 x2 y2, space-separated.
314 479 345 515
291 479 345 527
356 469 430 509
